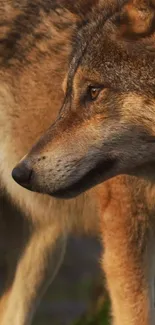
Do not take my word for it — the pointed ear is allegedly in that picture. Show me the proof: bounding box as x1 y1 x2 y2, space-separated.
120 0 155 36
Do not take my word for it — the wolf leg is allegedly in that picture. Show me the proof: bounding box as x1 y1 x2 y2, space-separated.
100 178 150 325
1 226 66 325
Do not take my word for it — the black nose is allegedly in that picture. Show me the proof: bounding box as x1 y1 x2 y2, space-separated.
12 162 32 189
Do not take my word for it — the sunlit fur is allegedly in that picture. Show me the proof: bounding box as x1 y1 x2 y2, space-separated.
1 1 155 325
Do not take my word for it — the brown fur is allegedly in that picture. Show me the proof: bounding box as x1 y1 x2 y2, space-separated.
0 2 100 325
1 1 155 325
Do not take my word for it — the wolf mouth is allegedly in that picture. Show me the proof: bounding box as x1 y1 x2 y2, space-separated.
50 158 117 199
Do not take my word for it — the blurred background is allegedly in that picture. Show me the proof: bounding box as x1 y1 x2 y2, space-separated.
33 236 110 325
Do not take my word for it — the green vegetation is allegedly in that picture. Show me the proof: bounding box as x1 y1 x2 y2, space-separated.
73 298 110 325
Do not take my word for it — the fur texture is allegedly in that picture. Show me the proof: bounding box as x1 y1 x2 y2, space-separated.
1 1 155 325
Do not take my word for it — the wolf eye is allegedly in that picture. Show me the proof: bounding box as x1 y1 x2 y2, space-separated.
88 86 102 101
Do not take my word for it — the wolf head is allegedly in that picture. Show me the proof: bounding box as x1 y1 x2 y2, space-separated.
12 0 155 198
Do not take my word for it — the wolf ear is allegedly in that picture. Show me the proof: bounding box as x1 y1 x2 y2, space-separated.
120 0 155 36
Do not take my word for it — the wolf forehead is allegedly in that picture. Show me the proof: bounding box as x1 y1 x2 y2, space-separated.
67 5 155 95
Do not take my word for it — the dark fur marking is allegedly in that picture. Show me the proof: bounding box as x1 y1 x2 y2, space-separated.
0 0 73 67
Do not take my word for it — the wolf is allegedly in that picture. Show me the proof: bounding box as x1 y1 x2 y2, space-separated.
0 1 104 325
12 0 155 325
